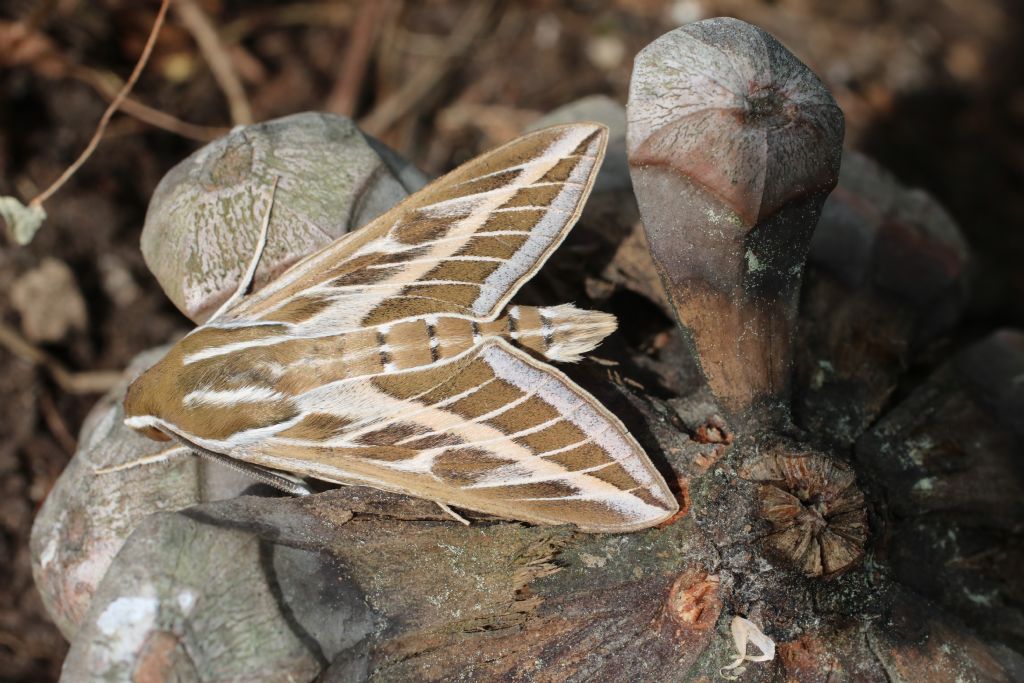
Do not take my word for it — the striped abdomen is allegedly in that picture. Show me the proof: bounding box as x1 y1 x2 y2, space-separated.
351 304 617 374
122 304 616 441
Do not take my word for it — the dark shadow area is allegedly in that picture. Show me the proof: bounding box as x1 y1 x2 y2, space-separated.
860 0 1024 331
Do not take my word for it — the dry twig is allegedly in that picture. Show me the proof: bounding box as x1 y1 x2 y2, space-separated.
29 0 170 208
325 0 394 116
73 67 227 141
0 19 225 142
359 3 494 136
175 0 254 126
0 322 121 395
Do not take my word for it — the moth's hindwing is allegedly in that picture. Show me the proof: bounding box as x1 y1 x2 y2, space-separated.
240 340 677 532
124 123 680 532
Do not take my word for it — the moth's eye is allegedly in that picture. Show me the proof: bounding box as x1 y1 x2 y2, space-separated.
123 371 159 421
138 425 172 442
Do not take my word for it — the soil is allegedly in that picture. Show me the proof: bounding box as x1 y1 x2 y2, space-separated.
1 1 1022 680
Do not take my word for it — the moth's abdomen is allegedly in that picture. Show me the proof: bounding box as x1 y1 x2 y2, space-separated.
364 317 474 370
486 304 617 363
347 304 615 378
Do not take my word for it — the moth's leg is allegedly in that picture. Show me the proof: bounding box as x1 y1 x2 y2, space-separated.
93 444 192 474
150 427 315 496
94 440 313 496
189 446 314 496
208 175 280 322
436 502 471 526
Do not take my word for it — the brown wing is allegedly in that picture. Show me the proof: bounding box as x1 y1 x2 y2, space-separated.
221 123 608 331
223 340 678 532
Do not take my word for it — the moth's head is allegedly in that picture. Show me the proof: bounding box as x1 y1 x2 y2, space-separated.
123 363 173 442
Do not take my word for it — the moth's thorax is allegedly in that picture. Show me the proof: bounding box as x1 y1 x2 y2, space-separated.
124 304 614 444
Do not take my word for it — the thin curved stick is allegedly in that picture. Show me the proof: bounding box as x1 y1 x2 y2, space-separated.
0 322 121 394
30 0 171 208
208 176 279 322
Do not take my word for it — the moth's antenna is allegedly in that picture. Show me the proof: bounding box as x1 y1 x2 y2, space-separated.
208 175 280 322
166 426 313 496
189 445 313 497
97 426 312 496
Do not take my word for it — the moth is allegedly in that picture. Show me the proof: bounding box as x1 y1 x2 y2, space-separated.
123 123 678 532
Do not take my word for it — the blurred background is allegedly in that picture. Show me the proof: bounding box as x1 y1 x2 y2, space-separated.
1 0 1022 679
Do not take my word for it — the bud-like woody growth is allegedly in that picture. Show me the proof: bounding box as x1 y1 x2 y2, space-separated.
627 18 844 418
